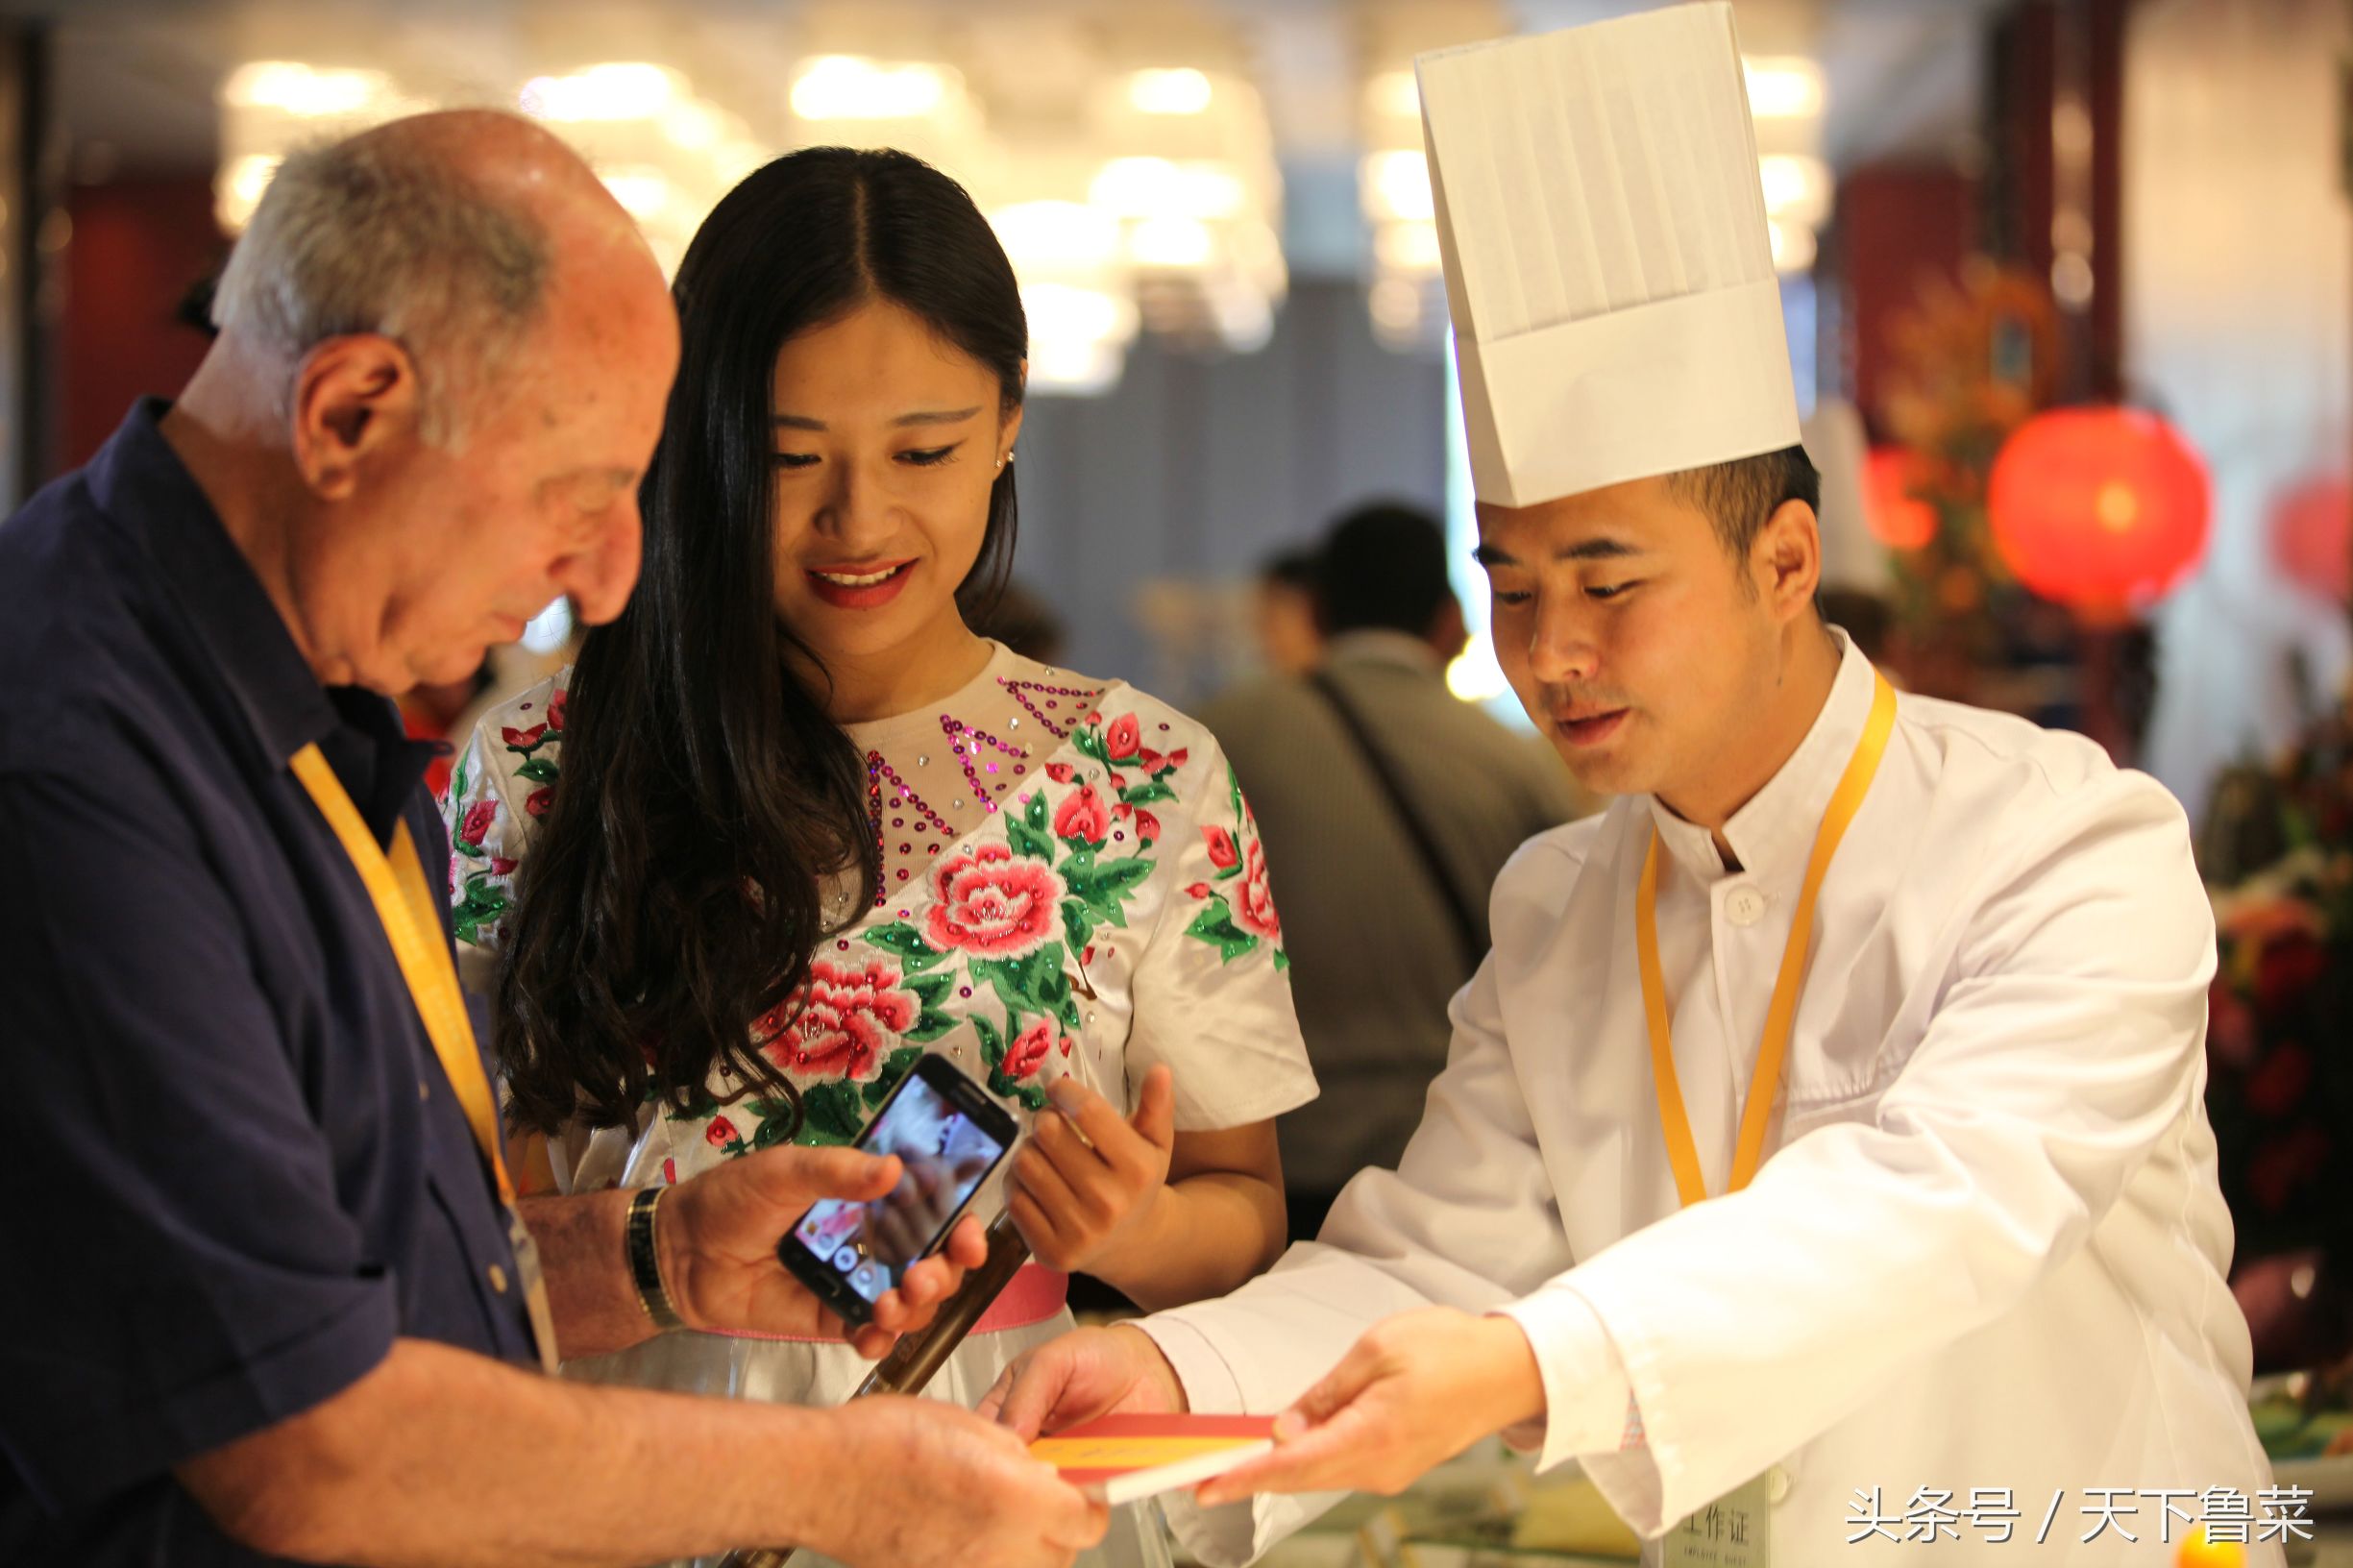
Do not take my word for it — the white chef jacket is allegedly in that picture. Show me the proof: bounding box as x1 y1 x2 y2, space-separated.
1140 634 2280 1564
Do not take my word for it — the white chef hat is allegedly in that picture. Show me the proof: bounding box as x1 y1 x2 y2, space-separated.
1417 1 1800 509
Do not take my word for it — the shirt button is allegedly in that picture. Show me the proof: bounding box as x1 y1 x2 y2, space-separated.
1726 885 1768 927
1767 1465 1791 1505
488 1263 509 1294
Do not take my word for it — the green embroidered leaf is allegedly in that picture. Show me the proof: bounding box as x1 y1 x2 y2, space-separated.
1026 789 1050 836
1009 811 1056 865
514 756 560 784
1214 861 1243 882
1117 779 1177 808
451 878 512 945
1067 855 1153 926
969 943 1065 1020
751 1102 801 1149
904 969 954 1008
1061 897 1094 955
1227 763 1246 827
865 921 952 974
451 750 470 802
801 1081 867 1144
905 1007 958 1044
862 1046 925 1108
1035 968 1080 1034
1075 724 1110 766
1274 947 1291 973
452 837 488 862
989 1065 1052 1113
971 1014 1006 1069
1185 895 1259 965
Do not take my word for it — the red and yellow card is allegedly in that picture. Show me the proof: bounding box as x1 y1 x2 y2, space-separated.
1030 1413 1278 1505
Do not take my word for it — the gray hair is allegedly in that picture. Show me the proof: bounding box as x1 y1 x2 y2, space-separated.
212 130 552 447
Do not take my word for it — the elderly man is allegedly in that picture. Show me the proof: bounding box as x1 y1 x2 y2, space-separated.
0 112 1101 1568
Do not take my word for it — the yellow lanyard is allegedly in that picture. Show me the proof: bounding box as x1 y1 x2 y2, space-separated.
1636 671 1899 1209
290 743 515 1206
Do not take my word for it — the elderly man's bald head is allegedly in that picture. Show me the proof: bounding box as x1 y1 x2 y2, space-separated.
212 109 660 444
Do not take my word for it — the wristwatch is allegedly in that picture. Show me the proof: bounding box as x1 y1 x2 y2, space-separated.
626 1186 685 1332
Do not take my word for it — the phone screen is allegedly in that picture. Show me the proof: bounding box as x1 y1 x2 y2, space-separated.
788 1070 1009 1308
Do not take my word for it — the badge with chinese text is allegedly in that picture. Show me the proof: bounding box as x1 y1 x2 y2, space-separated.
1665 1471 1770 1568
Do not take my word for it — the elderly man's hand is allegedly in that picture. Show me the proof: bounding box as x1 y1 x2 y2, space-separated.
661 1145 987 1359
980 1323 1189 1440
1192 1307 1545 1506
810 1397 1107 1568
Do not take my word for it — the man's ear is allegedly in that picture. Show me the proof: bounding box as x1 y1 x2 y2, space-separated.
288 334 424 501
1752 498 1824 625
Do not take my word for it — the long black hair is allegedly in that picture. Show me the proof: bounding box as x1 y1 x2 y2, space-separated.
497 147 1027 1135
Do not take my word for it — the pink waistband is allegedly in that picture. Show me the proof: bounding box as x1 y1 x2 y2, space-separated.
718 1263 1069 1344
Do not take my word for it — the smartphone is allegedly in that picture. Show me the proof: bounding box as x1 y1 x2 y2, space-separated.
775 1053 1019 1326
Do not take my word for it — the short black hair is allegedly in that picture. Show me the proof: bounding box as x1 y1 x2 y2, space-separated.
1316 501 1453 638
1259 547 1322 593
1666 444 1821 565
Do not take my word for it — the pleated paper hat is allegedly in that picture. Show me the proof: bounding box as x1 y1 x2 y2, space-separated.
1417 2 1800 508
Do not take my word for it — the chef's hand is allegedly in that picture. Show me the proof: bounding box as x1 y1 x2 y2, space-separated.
979 1323 1188 1440
1005 1066 1176 1280
1193 1307 1545 1505
663 1145 988 1359
866 1150 995 1270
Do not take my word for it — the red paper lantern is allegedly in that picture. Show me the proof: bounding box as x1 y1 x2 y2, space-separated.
1863 447 1937 551
1987 407 2210 619
2267 474 2351 604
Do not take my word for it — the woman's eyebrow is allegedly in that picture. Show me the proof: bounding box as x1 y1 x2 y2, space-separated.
771 407 981 431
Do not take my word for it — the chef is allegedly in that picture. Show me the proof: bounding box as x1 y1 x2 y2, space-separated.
984 4 2279 1563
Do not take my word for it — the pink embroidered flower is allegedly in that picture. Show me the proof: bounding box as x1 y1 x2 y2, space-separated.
489 854 518 876
457 798 498 847
1138 747 1164 772
525 787 553 819
1003 1019 1060 1082
707 1115 740 1149
1054 786 1110 845
1237 840 1282 940
1135 809 1162 845
1203 824 1239 870
1185 881 1213 899
1081 944 1097 967
1105 714 1141 762
925 843 1066 958
1109 773 1128 792
502 723 549 750
661 1157 678 1185
1045 761 1076 784
1166 749 1189 770
755 958 920 1082
546 687 569 732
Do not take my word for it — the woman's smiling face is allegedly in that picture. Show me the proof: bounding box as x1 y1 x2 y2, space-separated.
768 298 1021 665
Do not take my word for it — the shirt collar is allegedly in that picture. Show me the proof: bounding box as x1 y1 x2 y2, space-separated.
92 398 345 768
1647 628 1875 884
1323 628 1444 674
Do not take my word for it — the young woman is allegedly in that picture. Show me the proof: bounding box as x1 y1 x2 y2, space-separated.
444 148 1316 1566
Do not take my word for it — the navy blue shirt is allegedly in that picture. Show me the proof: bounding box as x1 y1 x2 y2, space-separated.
0 402 538 1563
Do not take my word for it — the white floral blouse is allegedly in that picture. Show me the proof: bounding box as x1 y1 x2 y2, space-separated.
443 639 1316 1205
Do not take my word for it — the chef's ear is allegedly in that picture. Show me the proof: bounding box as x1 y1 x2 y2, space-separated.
1752 498 1823 626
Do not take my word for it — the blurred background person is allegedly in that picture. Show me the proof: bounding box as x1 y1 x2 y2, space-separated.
1251 546 1325 678
1202 502 1584 1240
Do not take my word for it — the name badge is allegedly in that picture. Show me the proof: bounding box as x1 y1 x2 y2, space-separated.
1664 1471 1771 1568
